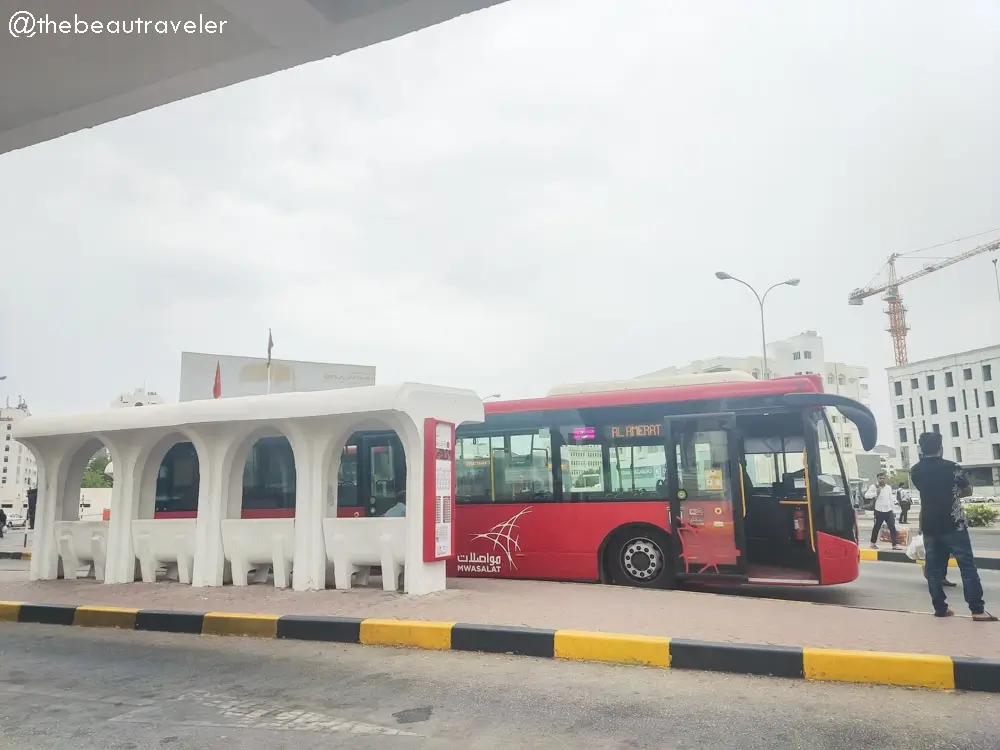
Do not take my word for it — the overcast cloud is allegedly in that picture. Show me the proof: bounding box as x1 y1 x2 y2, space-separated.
1 0 999 444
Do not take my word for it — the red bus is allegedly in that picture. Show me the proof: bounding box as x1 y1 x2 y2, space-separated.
445 373 875 588
153 373 875 589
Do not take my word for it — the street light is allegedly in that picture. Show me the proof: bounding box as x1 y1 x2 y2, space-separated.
483 393 502 401
715 272 801 379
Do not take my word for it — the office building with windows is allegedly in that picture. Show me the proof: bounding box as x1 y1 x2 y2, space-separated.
888 345 1000 493
640 331 871 478
0 399 38 516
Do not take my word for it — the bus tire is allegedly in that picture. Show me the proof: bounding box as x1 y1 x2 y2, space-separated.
605 526 676 590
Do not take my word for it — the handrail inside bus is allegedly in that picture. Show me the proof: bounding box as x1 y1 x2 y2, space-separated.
780 393 878 451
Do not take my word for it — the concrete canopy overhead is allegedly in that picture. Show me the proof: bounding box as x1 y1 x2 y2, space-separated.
0 0 508 156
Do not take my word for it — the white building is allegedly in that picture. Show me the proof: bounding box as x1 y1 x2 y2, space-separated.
887 345 1000 494
872 444 898 475
110 387 166 409
0 397 38 516
641 331 871 478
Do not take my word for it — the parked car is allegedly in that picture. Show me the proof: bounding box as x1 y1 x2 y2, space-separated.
6 514 27 529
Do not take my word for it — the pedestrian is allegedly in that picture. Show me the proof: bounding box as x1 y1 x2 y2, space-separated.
897 485 912 524
910 431 996 621
0 507 6 538
864 472 901 550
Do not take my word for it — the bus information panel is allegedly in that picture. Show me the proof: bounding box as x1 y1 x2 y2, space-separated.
424 418 456 562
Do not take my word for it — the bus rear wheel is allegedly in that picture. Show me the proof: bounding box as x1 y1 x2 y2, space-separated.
606 528 675 589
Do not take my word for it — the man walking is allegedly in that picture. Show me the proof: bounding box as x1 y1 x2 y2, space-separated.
865 472 901 550
910 432 996 621
897 485 912 524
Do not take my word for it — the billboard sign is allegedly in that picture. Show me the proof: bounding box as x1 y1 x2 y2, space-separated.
179 351 375 402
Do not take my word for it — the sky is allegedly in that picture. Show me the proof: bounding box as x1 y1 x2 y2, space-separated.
1 0 999 447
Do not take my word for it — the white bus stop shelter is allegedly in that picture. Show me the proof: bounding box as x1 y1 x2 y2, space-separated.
13 383 483 595
0 0 507 155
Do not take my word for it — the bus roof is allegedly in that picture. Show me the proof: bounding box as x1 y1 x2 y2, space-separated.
486 374 825 415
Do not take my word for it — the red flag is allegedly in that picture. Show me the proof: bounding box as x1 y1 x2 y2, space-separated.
212 361 222 399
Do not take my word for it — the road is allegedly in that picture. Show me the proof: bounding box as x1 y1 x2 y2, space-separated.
0 625 998 749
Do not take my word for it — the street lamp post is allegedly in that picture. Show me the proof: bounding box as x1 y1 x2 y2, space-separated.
714 272 801 379
483 393 502 401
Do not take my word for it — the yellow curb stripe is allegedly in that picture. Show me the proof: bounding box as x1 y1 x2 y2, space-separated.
555 630 670 668
0 601 22 622
859 548 878 561
803 648 955 690
21 552 31 561
73 605 138 630
202 612 279 639
360 619 453 650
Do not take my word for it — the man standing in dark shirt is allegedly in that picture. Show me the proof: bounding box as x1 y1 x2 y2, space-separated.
910 432 996 621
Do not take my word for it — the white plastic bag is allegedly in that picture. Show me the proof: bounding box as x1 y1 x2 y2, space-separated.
905 533 924 562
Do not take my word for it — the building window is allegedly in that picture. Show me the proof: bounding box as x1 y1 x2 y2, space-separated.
978 414 984 438
896 404 906 419
826 373 834 385
985 364 993 382
965 415 972 439
932 424 940 434
912 422 917 442
993 444 1000 460
843 436 852 449
929 399 938 415
963 390 968 410
987 391 996 408
975 389 980 408
955 447 963 462
838 375 845 386
948 396 957 412
803 351 812 359
910 378 919 389
901 446 910 466
945 372 954 387
893 381 903 396
964 368 973 380
792 352 801 360
899 427 908 444
920 396 925 416
927 374 936 390
950 422 960 437
990 417 999 434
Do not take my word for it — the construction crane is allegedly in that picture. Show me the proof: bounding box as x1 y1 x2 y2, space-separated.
848 237 1000 366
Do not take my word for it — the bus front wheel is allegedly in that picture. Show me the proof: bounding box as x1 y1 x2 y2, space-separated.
605 527 676 589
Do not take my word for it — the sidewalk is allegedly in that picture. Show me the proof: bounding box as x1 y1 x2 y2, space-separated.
0 575 997 659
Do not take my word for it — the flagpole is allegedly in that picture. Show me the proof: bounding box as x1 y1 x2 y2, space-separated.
266 327 273 396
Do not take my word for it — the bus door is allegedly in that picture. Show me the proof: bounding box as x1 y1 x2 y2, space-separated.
359 433 406 517
663 414 747 578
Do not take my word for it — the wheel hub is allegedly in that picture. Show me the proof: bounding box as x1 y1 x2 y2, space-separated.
622 537 663 581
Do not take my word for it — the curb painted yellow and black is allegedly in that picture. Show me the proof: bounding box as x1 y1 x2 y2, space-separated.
859 548 1000 570
0 551 31 561
0 600 996 693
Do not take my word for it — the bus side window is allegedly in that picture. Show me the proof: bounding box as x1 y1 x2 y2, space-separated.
456 431 554 503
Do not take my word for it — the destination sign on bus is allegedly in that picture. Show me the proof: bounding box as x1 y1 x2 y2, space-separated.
609 424 661 438
571 426 596 440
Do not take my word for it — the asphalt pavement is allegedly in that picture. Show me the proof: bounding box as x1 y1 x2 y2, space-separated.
1 624 998 749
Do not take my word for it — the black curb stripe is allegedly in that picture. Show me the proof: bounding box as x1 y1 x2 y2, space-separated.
451 623 556 658
875 551 1000 570
953 657 1000 693
670 639 804 678
276 615 362 643
135 609 206 634
0 552 25 560
18 603 78 626
876 551 912 564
